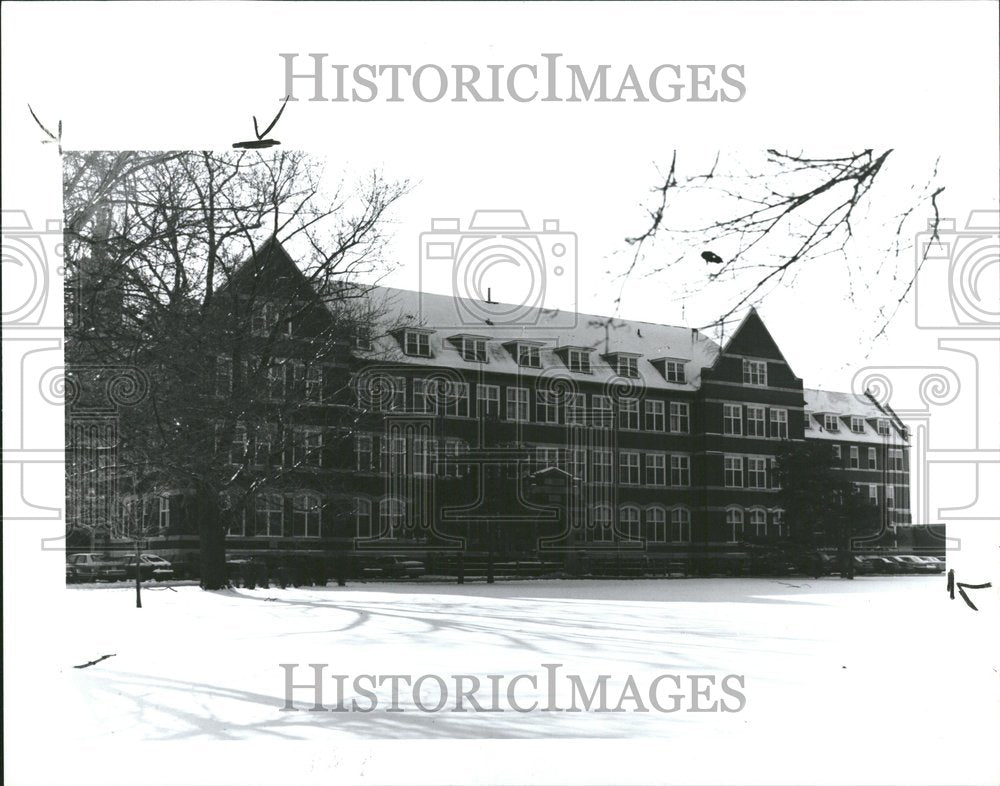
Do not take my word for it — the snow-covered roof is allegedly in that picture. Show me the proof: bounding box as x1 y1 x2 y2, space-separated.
352 286 721 391
803 388 908 444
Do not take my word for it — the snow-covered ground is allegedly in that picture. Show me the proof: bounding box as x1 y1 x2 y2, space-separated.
8 576 999 785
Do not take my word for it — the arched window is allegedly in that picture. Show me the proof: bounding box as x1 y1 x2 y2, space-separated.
647 506 667 543
379 498 405 540
726 507 744 543
772 509 785 538
255 492 284 537
293 493 322 538
620 505 641 541
356 497 372 539
749 507 767 538
592 505 613 542
671 507 691 543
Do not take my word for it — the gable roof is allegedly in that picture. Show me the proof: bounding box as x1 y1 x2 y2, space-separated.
717 307 798 373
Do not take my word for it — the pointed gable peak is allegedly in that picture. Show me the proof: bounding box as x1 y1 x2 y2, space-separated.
721 306 793 368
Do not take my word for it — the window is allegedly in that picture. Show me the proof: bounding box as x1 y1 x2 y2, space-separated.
461 337 487 362
568 349 591 373
645 400 665 431
295 428 323 467
868 484 878 505
750 508 767 537
769 408 788 439
413 437 436 475
537 391 560 424
669 401 690 433
158 495 171 531
619 451 641 485
645 453 667 486
568 448 587 482
506 386 530 422
535 447 563 472
381 436 407 475
229 423 248 465
379 498 405 539
648 507 667 543
477 384 500 418
742 359 767 386
592 450 613 484
404 330 431 358
367 375 405 412
851 417 865 434
619 398 640 430
440 381 470 417
772 509 784 537
215 356 232 397
886 486 895 509
747 405 766 437
620 506 641 541
671 508 691 543
517 344 541 368
267 360 287 400
254 424 277 467
824 414 840 432
727 508 745 543
356 498 373 539
849 446 859 469
769 458 782 490
292 493 321 538
440 440 467 478
566 393 587 426
617 356 639 378
725 456 744 488
832 444 842 462
255 493 284 537
877 419 891 437
592 395 613 428
747 456 768 489
592 505 613 542
305 366 324 404
355 434 373 471
663 360 686 384
723 404 743 435
889 449 904 472
251 302 289 337
867 447 877 470
670 455 691 487
354 324 373 351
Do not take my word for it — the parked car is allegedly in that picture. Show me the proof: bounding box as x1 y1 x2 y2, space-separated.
119 553 175 581
892 555 940 574
66 553 127 582
863 556 901 574
922 556 946 573
360 555 426 580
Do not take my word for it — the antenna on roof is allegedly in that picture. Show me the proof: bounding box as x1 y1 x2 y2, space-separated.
485 287 498 305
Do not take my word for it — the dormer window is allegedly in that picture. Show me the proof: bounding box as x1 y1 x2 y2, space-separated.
742 359 767 386
354 324 373 351
518 344 541 368
568 348 591 373
461 337 487 363
617 356 639 378
403 329 432 358
824 414 840 432
851 416 865 434
877 419 890 437
663 360 685 383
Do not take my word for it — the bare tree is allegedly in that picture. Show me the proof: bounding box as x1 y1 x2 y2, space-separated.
64 150 410 590
623 150 944 337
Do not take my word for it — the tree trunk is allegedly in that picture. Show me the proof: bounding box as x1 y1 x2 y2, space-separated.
198 491 227 590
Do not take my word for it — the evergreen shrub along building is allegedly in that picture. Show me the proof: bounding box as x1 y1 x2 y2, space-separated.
82 240 913 569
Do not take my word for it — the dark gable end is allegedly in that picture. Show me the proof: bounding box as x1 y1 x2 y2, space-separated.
722 308 794 367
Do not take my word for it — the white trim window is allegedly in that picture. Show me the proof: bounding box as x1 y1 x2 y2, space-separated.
566 393 587 426
229 422 249 465
355 434 374 471
537 391 560 424
567 349 591 373
832 444 842 462
877 419 891 437
506 386 530 422
851 416 865 434
620 505 641 541
645 399 665 431
749 507 767 537
215 355 232 398
669 401 690 433
461 337 487 363
771 509 785 537
381 435 407 476
592 395 613 428
592 450 613 485
671 507 691 543
295 428 323 467
369 375 405 412
414 437 436 476
824 414 840 432
889 449 904 472
769 408 788 439
441 381 470 417
255 493 284 537
617 356 639 378
568 448 587 482
868 447 878 470
535 447 563 472
727 508 745 543
404 330 431 358
742 359 767 386
158 495 171 531
670 454 691 487
724 403 743 436
592 505 613 542
379 498 405 539
413 379 434 414
477 384 500 418
664 360 686 384
305 365 324 404
618 397 640 430
747 405 766 437
441 439 467 478
849 446 860 469
517 344 541 368
267 360 287 400
747 456 768 489
724 456 744 488
292 493 322 538
648 507 667 543
356 498 373 539
619 451 641 485
645 452 667 486
868 484 878 505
